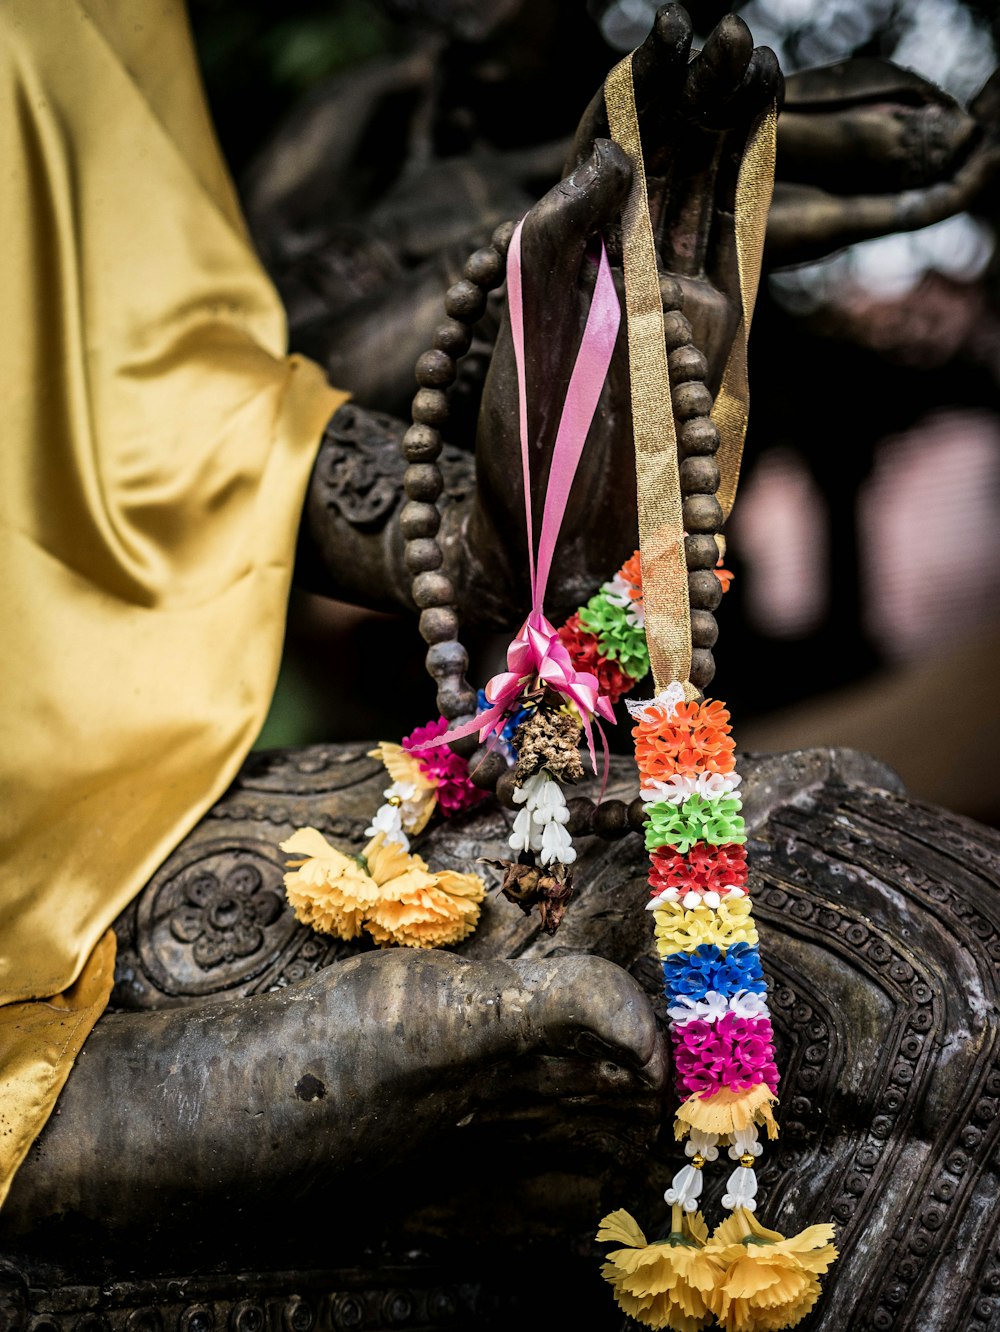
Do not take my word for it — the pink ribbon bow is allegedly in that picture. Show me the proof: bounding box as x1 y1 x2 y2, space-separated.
422 218 622 773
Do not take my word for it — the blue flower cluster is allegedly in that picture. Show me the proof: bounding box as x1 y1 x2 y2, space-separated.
476 689 534 759
662 941 766 1001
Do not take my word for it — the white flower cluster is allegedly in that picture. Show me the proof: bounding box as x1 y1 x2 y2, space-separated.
640 770 742 806
364 780 423 850
509 771 576 866
667 989 769 1025
601 571 644 627
683 1128 720 1162
625 680 686 721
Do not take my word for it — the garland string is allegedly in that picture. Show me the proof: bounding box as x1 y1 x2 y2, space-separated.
596 51 837 1332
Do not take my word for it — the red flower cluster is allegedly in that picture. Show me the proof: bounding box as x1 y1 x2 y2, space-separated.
649 842 748 896
557 613 635 706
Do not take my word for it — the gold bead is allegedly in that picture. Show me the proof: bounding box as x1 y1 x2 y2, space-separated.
691 1154 705 1168
740 1153 756 1168
387 795 403 808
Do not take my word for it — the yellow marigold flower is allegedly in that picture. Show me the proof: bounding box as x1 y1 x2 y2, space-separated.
654 897 758 957
675 1086 779 1142
280 827 378 941
706 1208 838 1332
597 1208 721 1332
369 742 437 833
362 833 485 949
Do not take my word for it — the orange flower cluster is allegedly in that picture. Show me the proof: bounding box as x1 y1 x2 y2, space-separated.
633 699 736 780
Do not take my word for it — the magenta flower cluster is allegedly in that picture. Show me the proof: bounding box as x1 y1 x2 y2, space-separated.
671 1013 779 1098
402 717 488 815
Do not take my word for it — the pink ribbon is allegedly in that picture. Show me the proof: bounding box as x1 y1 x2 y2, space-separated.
425 218 622 771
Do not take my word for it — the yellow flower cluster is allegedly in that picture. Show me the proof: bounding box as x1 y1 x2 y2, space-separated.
653 897 758 957
281 827 484 949
598 1208 719 1332
597 1206 837 1332
674 1085 779 1143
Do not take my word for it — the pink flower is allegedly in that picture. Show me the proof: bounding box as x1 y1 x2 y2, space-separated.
402 717 489 816
671 1014 779 1098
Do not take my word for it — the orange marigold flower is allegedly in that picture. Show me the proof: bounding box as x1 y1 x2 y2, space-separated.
619 550 643 594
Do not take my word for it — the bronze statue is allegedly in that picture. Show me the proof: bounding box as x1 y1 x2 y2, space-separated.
2 7 998 1332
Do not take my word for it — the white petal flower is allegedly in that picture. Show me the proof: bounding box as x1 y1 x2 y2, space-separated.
722 1165 758 1212
682 890 702 910
696 771 742 800
508 807 535 854
364 803 409 849
664 1164 704 1213
702 890 721 909
728 1124 763 1161
539 819 575 865
646 887 679 911
684 1129 719 1162
512 772 548 806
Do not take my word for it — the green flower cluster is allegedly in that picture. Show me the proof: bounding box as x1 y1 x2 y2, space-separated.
644 795 746 854
579 592 649 681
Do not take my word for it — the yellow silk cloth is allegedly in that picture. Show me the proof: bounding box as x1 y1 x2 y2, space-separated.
0 0 345 1204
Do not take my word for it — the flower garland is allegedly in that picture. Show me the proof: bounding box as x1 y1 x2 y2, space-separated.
596 686 838 1331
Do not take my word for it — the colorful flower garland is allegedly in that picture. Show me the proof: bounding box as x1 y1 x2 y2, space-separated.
596 687 837 1331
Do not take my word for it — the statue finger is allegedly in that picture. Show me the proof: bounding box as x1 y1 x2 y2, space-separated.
562 3 692 175
682 13 754 120
521 138 632 281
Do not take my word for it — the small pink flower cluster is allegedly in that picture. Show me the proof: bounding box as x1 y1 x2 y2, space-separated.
671 1014 780 1097
402 717 488 814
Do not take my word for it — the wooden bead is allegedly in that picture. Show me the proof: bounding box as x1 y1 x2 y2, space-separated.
404 463 443 502
688 569 723 611
627 797 646 831
464 247 505 290
419 607 459 644
404 538 443 574
679 417 720 456
449 733 479 760
490 220 516 256
690 648 716 689
672 382 713 420
437 684 478 721
668 346 708 386
402 423 442 463
663 310 693 350
685 534 720 571
415 349 456 389
658 275 683 310
593 799 629 839
411 388 450 426
680 456 720 496
444 279 487 323
496 768 519 809
425 640 469 679
399 501 440 540
468 747 508 791
434 318 473 358
683 495 724 534
413 571 455 609
690 609 719 649
566 796 595 836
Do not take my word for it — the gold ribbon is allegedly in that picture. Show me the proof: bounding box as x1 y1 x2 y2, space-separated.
604 54 776 693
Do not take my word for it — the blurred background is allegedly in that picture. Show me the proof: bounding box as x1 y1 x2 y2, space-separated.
189 0 1000 825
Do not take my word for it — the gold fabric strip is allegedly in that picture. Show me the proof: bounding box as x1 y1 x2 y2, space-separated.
605 50 776 688
712 107 777 519
604 55 692 696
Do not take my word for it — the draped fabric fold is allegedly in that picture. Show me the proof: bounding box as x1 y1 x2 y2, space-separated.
0 0 345 1204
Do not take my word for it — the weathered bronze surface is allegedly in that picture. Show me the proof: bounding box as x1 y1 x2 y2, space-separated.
2 745 999 1330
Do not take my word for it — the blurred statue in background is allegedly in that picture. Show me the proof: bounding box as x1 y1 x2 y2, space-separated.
2 5 999 1331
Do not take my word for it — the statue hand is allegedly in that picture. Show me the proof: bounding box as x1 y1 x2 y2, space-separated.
466 6 780 624
768 60 1000 268
1 949 666 1249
